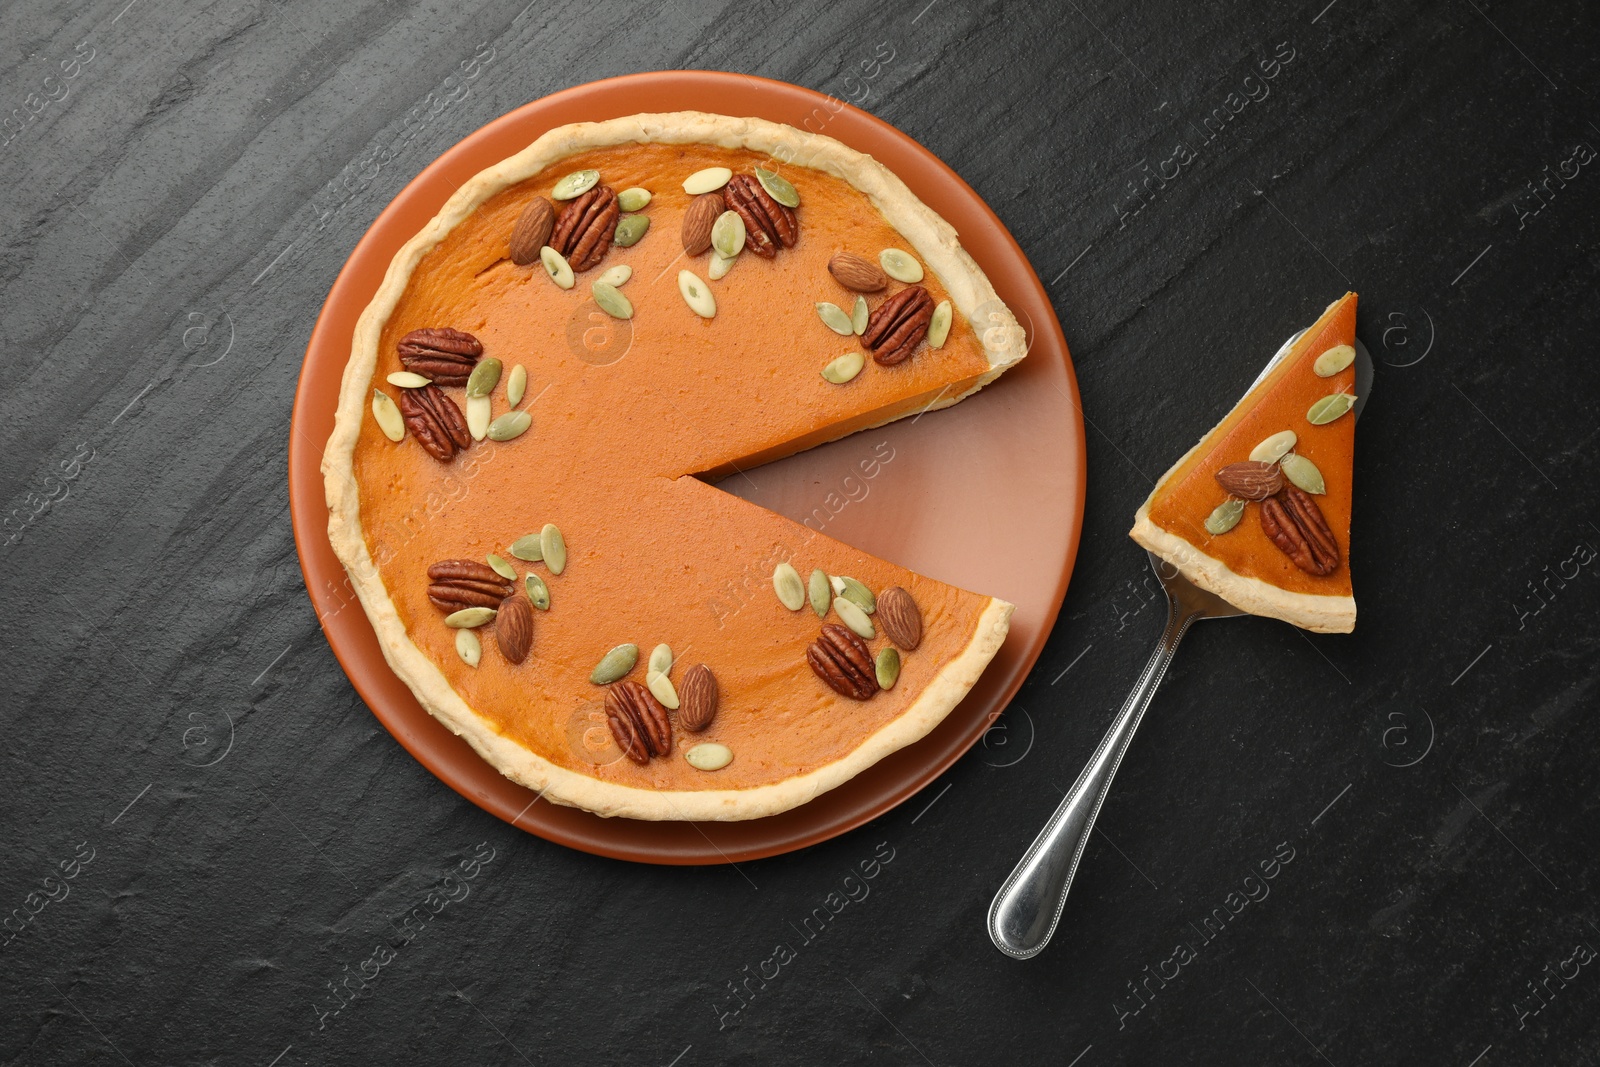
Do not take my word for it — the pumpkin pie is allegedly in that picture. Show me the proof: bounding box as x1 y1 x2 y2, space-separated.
322 112 1027 821
1129 292 1360 633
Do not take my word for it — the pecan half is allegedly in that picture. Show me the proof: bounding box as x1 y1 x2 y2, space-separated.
807 624 878 700
550 184 619 272
1260 486 1340 576
723 173 797 258
495 592 533 664
862 285 934 366
398 384 470 462
426 560 513 613
397 327 482 385
1214 461 1284 501
605 680 671 764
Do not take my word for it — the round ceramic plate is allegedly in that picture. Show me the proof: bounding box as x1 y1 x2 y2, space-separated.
289 72 1086 864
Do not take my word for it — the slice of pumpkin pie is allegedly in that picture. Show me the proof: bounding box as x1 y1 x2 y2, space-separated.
1129 292 1361 633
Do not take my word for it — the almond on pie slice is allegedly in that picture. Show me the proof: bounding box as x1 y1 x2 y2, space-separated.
323 113 1029 821
1129 292 1361 633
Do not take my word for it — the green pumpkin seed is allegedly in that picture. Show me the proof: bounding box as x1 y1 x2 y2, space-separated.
446 607 496 628
386 371 432 388
833 595 875 639
592 280 634 320
832 575 876 613
678 270 716 318
682 167 732 194
487 410 531 442
506 364 527 407
879 248 923 283
371 390 405 442
1280 453 1326 494
524 572 550 610
648 643 673 676
1313 344 1355 377
808 569 831 617
685 742 733 771
455 628 481 667
647 669 680 710
509 533 543 561
552 169 599 200
754 167 800 208
1248 430 1297 464
466 395 491 441
773 562 806 610
597 265 632 288
590 643 638 684
708 251 736 280
486 553 516 580
1204 498 1246 535
540 523 567 575
875 647 901 690
1307 393 1356 425
466 357 502 398
540 245 575 289
711 210 746 257
816 302 854 336
851 295 869 335
821 351 865 384
616 187 652 212
613 214 650 247
927 300 953 348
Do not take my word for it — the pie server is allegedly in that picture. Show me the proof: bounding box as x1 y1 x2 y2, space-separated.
987 331 1372 959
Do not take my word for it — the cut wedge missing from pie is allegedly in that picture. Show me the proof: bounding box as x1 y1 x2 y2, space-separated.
322 112 1027 821
1130 292 1361 634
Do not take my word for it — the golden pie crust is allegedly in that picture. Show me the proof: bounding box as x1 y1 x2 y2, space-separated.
322 112 1026 820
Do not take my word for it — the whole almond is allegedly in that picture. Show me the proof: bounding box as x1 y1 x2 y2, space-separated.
1214 461 1284 502
876 586 923 651
677 663 719 732
508 197 555 265
495 593 533 664
681 192 724 255
828 252 888 292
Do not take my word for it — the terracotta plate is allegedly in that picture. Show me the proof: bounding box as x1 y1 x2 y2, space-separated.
289 72 1086 864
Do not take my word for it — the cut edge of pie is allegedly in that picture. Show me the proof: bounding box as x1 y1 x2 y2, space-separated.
1129 293 1359 634
321 112 1027 821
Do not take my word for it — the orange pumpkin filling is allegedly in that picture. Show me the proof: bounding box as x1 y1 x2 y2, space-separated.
350 143 1004 792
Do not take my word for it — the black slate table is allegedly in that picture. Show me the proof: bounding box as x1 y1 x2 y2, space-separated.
4 2 1599 1064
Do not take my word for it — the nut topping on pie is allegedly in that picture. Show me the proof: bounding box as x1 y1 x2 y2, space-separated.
723 172 797 258
549 184 619 272
681 192 724 255
807 624 879 700
508 196 555 265
1260 486 1339 576
863 285 934 366
426 560 514 612
1214 461 1284 501
398 384 470 462
397 327 483 385
876 587 923 651
828 252 888 292
495 593 534 664
677 663 719 732
606 680 672 765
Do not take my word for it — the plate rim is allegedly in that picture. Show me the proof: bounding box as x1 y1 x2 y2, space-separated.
288 70 1086 864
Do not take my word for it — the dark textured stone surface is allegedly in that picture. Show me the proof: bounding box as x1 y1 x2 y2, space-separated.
4 1 1599 1063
